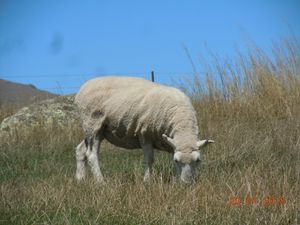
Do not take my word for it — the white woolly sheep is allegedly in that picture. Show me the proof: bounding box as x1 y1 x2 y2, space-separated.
75 76 214 183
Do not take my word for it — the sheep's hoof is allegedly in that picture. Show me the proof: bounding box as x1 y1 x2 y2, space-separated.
95 176 105 184
143 175 151 183
75 174 86 182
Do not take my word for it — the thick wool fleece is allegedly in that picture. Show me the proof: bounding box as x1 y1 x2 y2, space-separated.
75 76 200 153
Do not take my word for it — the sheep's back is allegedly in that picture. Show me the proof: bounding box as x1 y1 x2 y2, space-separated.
75 76 189 150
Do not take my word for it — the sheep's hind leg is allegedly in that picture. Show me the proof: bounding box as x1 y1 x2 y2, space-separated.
75 140 87 181
140 140 154 182
86 133 104 183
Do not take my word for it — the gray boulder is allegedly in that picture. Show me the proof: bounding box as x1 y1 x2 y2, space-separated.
0 95 80 136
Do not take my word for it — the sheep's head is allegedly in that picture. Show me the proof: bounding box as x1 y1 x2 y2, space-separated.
162 134 214 184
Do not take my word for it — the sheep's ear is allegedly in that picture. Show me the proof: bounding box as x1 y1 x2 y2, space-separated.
162 134 176 149
197 139 214 149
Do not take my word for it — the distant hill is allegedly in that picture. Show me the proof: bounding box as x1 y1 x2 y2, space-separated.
0 79 58 108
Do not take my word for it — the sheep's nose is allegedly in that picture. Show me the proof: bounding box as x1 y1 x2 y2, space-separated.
181 178 192 184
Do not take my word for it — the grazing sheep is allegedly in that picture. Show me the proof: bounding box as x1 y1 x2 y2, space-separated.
75 76 214 183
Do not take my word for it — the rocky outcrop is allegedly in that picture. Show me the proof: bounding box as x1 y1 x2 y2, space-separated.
0 95 80 135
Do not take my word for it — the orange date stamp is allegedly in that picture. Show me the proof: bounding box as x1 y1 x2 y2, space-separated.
228 196 286 206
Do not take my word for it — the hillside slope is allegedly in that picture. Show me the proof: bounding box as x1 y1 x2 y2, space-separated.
0 79 58 108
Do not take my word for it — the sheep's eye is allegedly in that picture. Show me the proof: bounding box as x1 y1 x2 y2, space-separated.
174 159 179 163
195 158 201 163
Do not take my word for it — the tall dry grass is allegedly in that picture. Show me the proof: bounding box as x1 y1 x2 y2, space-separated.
0 37 299 224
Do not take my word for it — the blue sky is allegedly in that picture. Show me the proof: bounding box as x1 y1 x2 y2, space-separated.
0 0 299 94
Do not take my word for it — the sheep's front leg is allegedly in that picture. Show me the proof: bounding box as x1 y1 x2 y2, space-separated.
86 134 104 183
75 140 87 181
141 142 154 182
